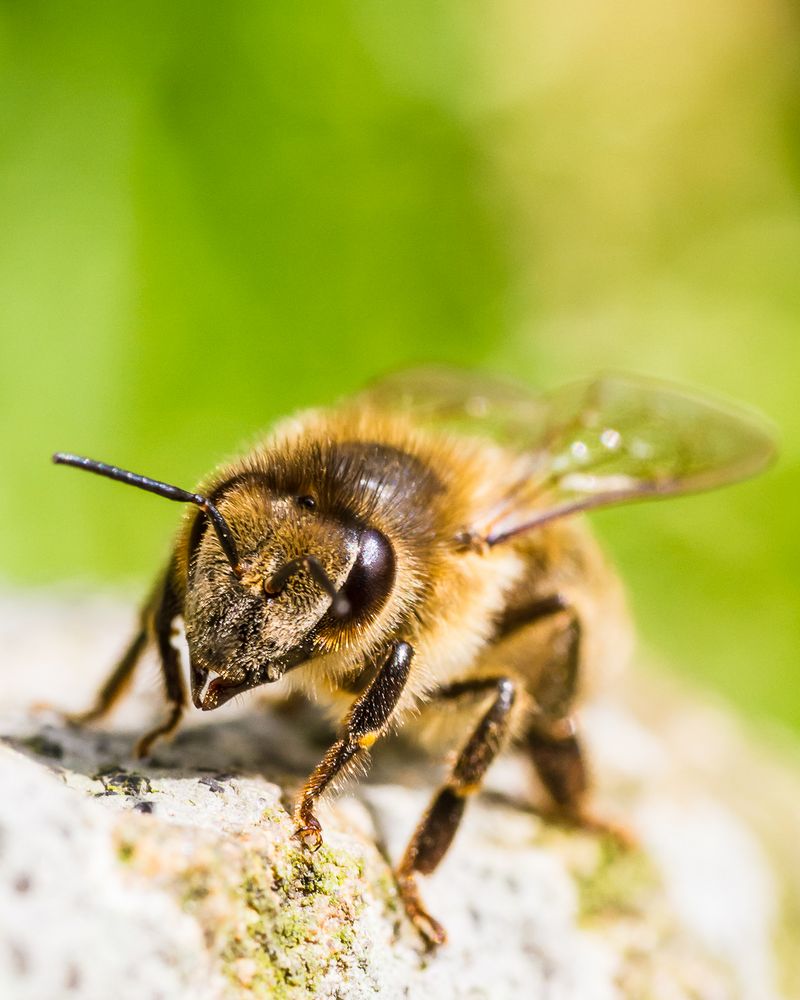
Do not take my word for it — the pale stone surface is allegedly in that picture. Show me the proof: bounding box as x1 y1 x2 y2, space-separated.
0 591 798 999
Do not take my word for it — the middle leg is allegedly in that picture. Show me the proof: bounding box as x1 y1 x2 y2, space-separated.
134 568 187 758
396 675 518 947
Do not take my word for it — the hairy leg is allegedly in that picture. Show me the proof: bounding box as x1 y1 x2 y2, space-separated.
293 640 413 849
65 627 148 726
396 675 518 947
63 572 174 726
61 565 187 758
525 607 587 815
523 604 633 843
134 568 187 757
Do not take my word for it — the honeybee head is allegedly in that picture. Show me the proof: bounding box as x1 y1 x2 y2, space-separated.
184 480 395 707
51 452 396 710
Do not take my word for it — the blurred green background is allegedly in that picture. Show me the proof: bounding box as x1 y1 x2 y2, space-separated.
1 3 798 730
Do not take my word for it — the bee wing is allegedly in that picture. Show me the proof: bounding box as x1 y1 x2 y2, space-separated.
362 367 776 546
361 366 555 446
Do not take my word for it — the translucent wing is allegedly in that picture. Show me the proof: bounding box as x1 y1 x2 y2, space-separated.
361 367 555 446
361 367 776 546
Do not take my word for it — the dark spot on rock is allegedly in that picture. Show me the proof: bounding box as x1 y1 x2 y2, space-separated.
13 873 32 894
132 800 155 814
199 776 225 794
22 734 63 759
95 769 153 797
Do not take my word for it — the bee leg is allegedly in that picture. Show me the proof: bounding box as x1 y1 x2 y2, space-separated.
62 627 148 727
396 675 518 948
525 608 585 811
66 569 186 757
59 568 186 759
526 719 588 819
57 573 170 727
134 569 187 758
527 721 634 845
293 640 413 851
526 611 633 845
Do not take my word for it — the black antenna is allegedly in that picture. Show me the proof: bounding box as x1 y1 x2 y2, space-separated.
266 554 351 619
53 453 242 576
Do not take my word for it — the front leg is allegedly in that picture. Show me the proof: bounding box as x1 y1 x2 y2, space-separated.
293 640 414 850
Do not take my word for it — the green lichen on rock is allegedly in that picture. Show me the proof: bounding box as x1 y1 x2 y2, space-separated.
179 865 213 907
219 840 368 999
6 595 799 999
285 844 350 897
562 830 742 999
108 796 385 1000
116 838 136 865
575 835 658 922
373 869 401 915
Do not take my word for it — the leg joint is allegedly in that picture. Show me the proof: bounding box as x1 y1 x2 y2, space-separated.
347 640 413 737
495 676 516 711
437 674 516 706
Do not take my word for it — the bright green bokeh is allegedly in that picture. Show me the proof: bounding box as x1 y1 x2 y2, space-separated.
2 3 798 731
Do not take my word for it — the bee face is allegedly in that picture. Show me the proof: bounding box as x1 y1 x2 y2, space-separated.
185 486 361 687
183 479 396 703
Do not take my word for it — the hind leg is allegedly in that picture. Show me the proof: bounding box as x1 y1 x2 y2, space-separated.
523 601 632 843
525 606 587 818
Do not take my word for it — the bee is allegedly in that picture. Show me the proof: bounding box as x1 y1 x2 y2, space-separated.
53 369 774 946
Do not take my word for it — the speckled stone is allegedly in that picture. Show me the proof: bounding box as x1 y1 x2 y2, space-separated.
1 592 798 999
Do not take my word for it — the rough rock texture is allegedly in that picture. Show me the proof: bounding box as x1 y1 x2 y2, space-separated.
1 592 798 999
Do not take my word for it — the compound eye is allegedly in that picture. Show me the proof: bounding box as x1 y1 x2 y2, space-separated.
339 527 395 620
